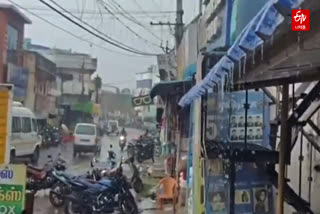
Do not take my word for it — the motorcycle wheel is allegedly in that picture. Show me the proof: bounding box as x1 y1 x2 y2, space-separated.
132 178 144 194
49 184 65 208
120 194 138 214
136 155 144 164
154 145 162 157
127 147 134 157
64 200 90 214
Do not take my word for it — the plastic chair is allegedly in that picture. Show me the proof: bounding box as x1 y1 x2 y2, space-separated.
156 177 177 210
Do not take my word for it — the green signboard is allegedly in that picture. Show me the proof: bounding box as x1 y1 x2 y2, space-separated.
71 101 94 114
0 165 26 214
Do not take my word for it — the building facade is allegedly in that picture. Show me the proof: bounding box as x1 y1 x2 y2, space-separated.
0 4 31 83
22 51 57 119
25 41 98 128
134 65 159 124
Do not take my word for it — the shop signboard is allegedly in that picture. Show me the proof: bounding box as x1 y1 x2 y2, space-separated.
131 95 153 107
0 86 12 164
0 164 27 214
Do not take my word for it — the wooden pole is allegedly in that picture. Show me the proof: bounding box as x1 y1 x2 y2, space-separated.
276 84 289 214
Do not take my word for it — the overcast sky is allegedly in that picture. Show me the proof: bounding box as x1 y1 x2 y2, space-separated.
2 0 199 89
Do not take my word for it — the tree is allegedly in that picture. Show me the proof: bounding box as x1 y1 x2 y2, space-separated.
94 75 102 102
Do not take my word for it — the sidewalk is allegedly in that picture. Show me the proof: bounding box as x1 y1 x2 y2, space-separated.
138 197 187 214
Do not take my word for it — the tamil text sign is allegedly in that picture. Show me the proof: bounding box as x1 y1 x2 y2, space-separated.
0 164 26 214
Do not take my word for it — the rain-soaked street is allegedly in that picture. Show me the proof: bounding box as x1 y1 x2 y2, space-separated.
31 128 176 214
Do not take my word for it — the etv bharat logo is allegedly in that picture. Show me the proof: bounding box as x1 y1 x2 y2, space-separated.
292 10 310 31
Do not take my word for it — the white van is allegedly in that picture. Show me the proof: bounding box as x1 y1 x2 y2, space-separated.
73 123 101 157
10 102 42 164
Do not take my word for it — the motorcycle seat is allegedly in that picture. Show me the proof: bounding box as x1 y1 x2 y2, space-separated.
27 165 44 172
27 168 47 180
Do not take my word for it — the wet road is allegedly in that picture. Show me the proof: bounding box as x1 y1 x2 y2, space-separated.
31 128 177 214
33 128 146 214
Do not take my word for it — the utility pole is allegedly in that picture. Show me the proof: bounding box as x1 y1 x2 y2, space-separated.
176 0 183 47
81 58 85 96
150 0 184 49
277 84 289 214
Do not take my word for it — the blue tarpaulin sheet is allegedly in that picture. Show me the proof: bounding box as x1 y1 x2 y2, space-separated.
178 0 304 107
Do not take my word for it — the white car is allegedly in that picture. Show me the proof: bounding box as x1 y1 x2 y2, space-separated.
10 102 42 164
73 123 101 157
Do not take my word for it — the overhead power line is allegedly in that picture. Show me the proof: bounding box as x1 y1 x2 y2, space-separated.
48 0 160 50
23 7 176 15
8 0 149 57
38 0 158 56
102 0 163 42
95 0 161 48
131 0 155 20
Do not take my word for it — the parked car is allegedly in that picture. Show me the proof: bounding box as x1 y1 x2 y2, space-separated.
10 102 42 164
73 123 101 157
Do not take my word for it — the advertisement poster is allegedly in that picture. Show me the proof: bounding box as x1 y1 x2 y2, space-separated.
206 90 270 149
229 91 270 148
205 90 273 214
205 159 229 214
7 64 29 101
206 160 274 214
0 164 27 214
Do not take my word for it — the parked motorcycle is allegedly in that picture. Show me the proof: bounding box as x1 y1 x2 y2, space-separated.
49 158 105 208
119 135 126 152
135 140 154 163
127 136 155 163
51 126 62 146
60 159 138 214
126 140 136 158
153 136 162 157
125 156 143 193
40 126 61 147
50 156 142 209
26 154 66 194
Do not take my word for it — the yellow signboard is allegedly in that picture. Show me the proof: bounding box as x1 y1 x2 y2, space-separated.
0 86 12 165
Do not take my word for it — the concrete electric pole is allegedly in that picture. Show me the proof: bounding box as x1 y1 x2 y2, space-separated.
150 0 184 49
176 0 183 47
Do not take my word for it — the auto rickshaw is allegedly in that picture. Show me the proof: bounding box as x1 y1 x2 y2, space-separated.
107 120 119 136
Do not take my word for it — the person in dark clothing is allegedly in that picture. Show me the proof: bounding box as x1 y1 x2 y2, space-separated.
108 145 116 168
120 128 127 137
255 189 267 212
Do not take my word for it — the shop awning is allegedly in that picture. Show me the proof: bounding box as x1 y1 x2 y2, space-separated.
150 80 193 99
179 0 305 107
